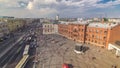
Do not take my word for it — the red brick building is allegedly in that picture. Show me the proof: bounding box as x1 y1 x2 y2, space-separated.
58 22 120 48
69 23 86 43
58 21 88 43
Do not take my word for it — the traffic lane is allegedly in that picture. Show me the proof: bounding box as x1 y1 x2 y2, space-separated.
0 39 25 67
0 34 25 59
0 36 19 54
0 29 28 53
4 41 26 68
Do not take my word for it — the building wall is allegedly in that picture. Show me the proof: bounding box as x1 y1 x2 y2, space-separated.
43 24 58 34
107 25 120 48
54 24 58 34
86 27 108 47
58 23 86 43
69 24 86 43
58 23 120 48
58 24 70 37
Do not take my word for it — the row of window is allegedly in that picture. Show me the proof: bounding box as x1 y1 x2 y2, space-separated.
44 29 53 32
86 29 107 34
86 34 106 40
73 29 84 32
44 25 53 28
59 28 107 34
86 39 105 45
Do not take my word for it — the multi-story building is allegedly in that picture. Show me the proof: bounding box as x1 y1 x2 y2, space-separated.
0 22 9 39
58 21 120 48
43 23 58 34
85 23 120 48
69 23 87 43
6 19 26 32
108 18 120 23
58 21 88 43
58 23 68 37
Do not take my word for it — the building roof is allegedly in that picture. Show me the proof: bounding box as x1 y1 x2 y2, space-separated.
70 21 88 25
111 42 120 49
88 22 119 29
60 21 88 25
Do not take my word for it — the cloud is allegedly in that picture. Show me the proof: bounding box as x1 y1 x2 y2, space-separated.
0 0 120 18
27 1 33 10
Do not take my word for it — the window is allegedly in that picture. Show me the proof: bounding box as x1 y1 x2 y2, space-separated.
104 31 107 34
48 29 49 32
92 35 94 38
78 28 80 31
96 30 99 33
103 42 105 45
103 36 106 39
100 30 102 34
73 29 78 32
95 41 97 43
86 34 88 36
92 40 93 42
88 39 90 41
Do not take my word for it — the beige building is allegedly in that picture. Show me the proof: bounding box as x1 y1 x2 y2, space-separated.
108 18 120 23
42 24 58 34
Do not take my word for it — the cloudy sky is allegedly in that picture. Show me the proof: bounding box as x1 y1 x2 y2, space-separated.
0 0 120 18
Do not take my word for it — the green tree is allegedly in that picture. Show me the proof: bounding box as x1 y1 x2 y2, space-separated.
103 18 108 22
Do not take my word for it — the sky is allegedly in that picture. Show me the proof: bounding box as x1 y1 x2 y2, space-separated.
0 0 120 18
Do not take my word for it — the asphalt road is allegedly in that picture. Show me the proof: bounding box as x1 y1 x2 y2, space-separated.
0 34 26 68
0 22 41 68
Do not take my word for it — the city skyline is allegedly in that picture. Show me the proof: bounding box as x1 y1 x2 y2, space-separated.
0 0 120 18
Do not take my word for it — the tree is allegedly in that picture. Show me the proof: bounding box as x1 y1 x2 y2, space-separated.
103 18 108 22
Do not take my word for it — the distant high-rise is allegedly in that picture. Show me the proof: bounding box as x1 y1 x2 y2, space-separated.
55 15 59 21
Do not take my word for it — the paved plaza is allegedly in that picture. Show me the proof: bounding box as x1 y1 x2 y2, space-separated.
36 34 120 68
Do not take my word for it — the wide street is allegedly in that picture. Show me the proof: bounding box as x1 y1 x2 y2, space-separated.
0 21 39 68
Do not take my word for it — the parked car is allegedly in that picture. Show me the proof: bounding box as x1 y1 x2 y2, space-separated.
62 63 73 68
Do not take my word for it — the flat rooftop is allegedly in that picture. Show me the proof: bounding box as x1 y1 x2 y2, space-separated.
88 22 119 28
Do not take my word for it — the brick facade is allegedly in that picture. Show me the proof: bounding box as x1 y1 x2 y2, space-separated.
86 27 108 47
58 23 120 48
58 23 87 44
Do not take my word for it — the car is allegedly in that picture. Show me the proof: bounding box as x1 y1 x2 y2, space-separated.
62 63 73 68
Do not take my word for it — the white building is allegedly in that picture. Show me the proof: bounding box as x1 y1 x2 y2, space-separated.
108 43 120 56
42 24 58 34
108 18 120 23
